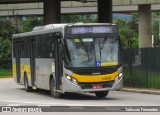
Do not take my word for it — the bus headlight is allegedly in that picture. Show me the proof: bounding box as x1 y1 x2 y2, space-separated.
115 73 123 82
66 75 78 85
72 78 78 85
66 76 71 81
119 73 123 78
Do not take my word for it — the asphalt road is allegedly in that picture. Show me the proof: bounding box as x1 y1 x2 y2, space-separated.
0 78 160 107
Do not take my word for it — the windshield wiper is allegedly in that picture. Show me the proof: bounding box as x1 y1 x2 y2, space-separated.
79 40 89 60
99 41 102 60
101 38 107 50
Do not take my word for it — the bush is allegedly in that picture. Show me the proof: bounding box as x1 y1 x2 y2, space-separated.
0 19 20 69
0 38 12 69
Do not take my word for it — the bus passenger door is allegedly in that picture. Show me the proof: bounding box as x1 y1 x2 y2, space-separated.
30 39 36 86
54 33 63 90
15 41 21 83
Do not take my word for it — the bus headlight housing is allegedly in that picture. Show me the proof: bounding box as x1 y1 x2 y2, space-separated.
66 76 71 80
115 73 123 83
72 78 78 85
66 75 78 85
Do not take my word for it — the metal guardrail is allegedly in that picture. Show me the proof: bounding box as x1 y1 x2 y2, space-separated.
122 48 160 88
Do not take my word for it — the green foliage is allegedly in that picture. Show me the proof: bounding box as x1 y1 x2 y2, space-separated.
22 17 43 32
120 28 138 48
0 19 19 69
22 15 97 32
61 14 97 23
153 21 159 46
0 19 19 40
113 17 138 48
153 12 160 18
61 15 82 23
0 68 12 76
0 37 12 68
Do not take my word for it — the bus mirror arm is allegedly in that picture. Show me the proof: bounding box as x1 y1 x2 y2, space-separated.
55 32 62 39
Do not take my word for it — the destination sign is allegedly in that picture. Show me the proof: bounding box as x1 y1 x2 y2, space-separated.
72 26 117 34
67 26 118 34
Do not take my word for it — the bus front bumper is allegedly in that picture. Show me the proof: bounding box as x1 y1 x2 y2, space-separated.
62 76 123 93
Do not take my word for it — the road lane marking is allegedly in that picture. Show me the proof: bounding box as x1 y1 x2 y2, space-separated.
0 100 83 106
6 104 21 106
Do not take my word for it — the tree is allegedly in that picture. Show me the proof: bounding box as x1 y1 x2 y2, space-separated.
113 17 138 48
0 19 19 40
0 38 12 68
61 15 82 23
22 17 43 32
61 14 98 23
153 21 159 46
0 19 20 68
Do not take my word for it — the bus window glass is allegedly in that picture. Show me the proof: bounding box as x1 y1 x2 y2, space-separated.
48 34 54 58
36 36 42 58
65 37 119 67
20 39 25 58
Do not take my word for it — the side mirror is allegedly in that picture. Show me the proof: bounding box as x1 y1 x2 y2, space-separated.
55 32 62 39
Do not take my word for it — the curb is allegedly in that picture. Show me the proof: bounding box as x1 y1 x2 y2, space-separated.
122 88 160 95
0 76 12 79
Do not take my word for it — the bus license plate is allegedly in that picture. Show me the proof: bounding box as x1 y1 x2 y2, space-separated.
92 84 102 89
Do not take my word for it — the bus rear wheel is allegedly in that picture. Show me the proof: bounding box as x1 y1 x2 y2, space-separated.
50 78 63 98
24 76 32 92
95 91 109 98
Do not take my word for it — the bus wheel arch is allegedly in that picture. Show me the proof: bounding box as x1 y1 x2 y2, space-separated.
49 74 63 98
49 74 54 90
24 72 32 92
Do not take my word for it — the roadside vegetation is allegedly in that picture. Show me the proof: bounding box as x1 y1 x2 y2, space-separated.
0 68 12 77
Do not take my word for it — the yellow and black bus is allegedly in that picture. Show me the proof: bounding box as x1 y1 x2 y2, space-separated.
12 23 123 98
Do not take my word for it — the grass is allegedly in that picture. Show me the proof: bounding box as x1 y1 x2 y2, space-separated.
123 66 160 89
0 68 12 77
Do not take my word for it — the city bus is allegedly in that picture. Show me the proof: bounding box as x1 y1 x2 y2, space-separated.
12 23 123 98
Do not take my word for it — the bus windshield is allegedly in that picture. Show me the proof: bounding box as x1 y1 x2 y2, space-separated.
64 37 119 67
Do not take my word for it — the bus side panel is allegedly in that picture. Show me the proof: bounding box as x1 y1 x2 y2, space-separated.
20 58 31 86
35 58 53 90
12 58 17 81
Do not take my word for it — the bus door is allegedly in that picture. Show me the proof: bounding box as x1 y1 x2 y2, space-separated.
15 41 21 83
54 33 63 90
30 39 36 86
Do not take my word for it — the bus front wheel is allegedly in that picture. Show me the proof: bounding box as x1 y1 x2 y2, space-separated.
95 91 109 98
50 78 63 98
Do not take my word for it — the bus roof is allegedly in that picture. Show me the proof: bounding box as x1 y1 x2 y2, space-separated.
12 23 116 38
13 24 67 38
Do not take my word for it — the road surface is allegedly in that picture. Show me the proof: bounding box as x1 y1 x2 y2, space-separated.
0 78 159 106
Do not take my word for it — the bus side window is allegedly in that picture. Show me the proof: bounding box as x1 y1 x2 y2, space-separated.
13 40 16 58
25 37 30 58
41 34 47 58
36 36 42 58
48 34 54 58
20 38 25 58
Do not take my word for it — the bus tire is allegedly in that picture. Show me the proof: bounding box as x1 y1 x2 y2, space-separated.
24 75 32 92
50 78 62 98
95 91 109 98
